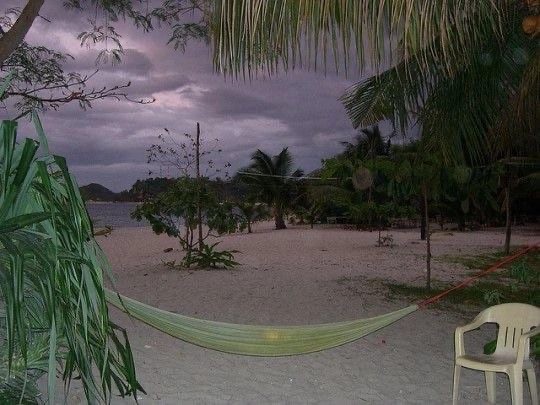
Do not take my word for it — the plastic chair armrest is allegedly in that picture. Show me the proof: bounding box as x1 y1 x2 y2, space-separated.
455 319 485 358
517 326 540 365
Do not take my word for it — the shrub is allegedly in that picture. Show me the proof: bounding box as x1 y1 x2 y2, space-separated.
184 243 239 269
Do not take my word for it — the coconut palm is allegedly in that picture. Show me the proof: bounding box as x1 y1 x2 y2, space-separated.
239 148 303 230
340 125 391 163
210 1 539 162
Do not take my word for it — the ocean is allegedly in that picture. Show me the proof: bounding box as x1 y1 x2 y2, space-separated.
86 202 148 228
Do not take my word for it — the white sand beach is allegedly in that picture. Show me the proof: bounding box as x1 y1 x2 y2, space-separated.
68 224 538 404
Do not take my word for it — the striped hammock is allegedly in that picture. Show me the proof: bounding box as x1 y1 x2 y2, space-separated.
105 290 418 356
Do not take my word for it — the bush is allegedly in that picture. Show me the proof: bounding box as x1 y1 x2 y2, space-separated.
184 243 239 269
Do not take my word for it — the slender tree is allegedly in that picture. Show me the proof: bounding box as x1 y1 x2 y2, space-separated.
236 200 266 233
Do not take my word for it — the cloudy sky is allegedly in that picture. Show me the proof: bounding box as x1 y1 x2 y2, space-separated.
2 2 382 192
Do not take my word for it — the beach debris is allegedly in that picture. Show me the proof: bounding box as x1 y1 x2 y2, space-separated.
93 225 113 237
163 247 173 253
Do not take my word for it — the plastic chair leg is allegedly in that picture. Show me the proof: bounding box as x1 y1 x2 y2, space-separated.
526 368 538 405
485 371 496 404
509 368 524 405
453 365 461 405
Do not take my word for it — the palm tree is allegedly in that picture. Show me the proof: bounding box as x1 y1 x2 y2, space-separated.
340 125 391 162
211 1 539 162
240 148 303 229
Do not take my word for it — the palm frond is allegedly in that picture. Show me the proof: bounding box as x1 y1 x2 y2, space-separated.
211 0 511 79
341 12 538 164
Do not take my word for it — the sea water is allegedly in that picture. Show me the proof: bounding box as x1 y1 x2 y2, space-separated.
86 202 147 229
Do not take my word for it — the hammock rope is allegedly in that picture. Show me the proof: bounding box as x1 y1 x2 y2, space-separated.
105 244 536 357
417 244 538 308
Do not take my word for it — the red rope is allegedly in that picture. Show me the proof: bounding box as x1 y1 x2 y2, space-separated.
417 244 539 308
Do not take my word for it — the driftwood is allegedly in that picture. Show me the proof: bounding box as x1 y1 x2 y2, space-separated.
93 226 113 237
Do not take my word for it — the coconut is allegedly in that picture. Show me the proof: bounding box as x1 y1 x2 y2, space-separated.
522 15 539 35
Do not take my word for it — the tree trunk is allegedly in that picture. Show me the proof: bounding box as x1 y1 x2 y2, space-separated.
420 197 427 240
504 180 512 255
195 122 203 251
423 185 431 290
457 215 465 232
247 220 252 233
0 0 44 65
274 207 287 230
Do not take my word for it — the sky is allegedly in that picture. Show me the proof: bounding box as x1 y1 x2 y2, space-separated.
2 2 387 192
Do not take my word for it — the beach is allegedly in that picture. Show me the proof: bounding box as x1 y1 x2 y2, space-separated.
72 224 538 404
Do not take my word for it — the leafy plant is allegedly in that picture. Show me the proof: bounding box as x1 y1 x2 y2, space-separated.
0 118 142 403
235 201 266 233
185 242 239 269
509 261 538 284
132 177 238 266
483 289 505 305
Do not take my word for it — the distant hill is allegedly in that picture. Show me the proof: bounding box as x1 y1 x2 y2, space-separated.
80 183 118 202
80 177 248 202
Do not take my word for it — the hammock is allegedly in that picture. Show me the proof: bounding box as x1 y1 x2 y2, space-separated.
105 290 417 356
105 245 536 357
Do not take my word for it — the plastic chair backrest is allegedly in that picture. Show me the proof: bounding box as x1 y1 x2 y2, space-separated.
476 303 540 357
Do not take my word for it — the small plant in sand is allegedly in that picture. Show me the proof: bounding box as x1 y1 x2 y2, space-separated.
132 177 238 268
187 242 239 269
134 123 238 268
235 200 268 233
376 233 394 248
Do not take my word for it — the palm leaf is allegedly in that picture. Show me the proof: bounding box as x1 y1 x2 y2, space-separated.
211 0 511 80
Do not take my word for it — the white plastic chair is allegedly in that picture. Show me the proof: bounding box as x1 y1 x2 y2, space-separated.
453 303 540 405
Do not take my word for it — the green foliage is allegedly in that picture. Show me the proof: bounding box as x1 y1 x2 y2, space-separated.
387 250 540 308
235 201 268 233
339 3 539 164
509 261 539 284
482 289 505 305
0 119 142 403
481 256 539 357
212 0 511 86
185 242 239 269
132 177 239 267
122 177 176 201
238 148 303 229
439 251 509 271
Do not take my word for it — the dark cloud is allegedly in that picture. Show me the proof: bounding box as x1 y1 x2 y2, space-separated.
194 87 277 119
2 2 372 191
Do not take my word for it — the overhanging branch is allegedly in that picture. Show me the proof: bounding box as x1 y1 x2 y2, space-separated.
0 0 45 65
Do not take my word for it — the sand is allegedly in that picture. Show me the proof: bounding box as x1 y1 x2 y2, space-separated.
68 223 538 404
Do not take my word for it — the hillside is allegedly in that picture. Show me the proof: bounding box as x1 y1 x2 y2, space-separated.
80 183 118 201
